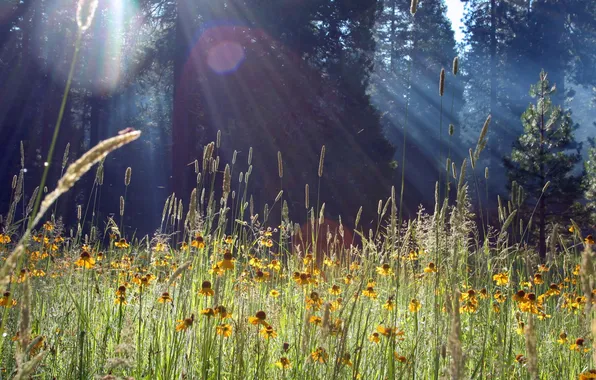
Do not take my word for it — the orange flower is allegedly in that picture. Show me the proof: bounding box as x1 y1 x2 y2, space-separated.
199 281 215 296
176 315 194 331
75 251 96 269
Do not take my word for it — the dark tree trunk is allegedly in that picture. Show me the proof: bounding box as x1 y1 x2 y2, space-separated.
172 0 197 201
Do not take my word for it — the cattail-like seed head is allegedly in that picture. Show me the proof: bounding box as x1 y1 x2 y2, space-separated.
452 162 457 179
277 151 283 178
20 141 25 169
248 146 253 165
120 196 125 216
542 181 550 193
77 204 82 220
239 172 243 183
410 0 418 15
232 150 237 165
76 0 99 32
216 130 221 148
485 167 489 179
449 124 454 136
275 190 283 203
62 143 70 169
305 184 309 209
177 199 183 220
319 203 325 225
439 68 445 96
452 57 459 76
125 167 132 186
12 175 17 189
355 206 363 226
318 145 326 177
469 148 475 169
194 160 199 174
223 164 231 195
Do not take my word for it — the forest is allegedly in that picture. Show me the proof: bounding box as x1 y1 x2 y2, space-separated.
0 0 596 378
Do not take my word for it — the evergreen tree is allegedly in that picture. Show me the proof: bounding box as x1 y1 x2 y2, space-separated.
504 70 583 260
372 0 463 213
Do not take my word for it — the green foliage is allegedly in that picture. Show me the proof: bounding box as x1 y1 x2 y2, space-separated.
585 143 596 222
504 71 583 257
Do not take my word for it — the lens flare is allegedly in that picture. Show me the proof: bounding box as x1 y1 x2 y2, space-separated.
207 40 245 74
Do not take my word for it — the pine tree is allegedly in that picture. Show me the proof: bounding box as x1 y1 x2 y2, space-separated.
504 70 583 260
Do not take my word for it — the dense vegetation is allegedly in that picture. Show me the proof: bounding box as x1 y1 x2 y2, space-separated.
1 0 596 378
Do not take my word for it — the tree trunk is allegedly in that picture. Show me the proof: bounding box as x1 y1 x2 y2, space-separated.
172 0 196 201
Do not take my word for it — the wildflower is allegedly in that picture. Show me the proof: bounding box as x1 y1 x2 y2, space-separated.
158 292 173 303
306 292 323 310
408 298 421 313
513 290 526 302
0 234 11 244
423 262 437 273
75 251 96 269
199 281 215 296
218 251 235 270
311 347 328 363
216 323 233 338
515 354 526 364
570 338 589 352
43 221 54 231
557 332 567 345
115 286 127 305
224 235 233 245
115 238 130 249
248 310 267 325
533 273 544 285
254 270 270 283
176 315 194 331
537 264 549 272
376 263 393 276
275 357 292 369
383 297 395 311
268 260 282 272
369 332 380 343
585 235 595 245
214 305 231 319
33 234 49 244
339 353 353 367
269 289 280 298
293 272 311 286
328 284 342 296
260 325 277 339
363 286 378 299
394 353 407 363
330 298 343 312
180 242 189 251
579 370 596 380
323 257 338 267
492 302 500 313
479 288 489 299
200 308 215 317
349 262 360 271
343 274 353 284
569 225 575 233
309 316 322 325
407 250 419 261
153 242 167 252
493 272 509 286
191 234 205 249
0 292 17 308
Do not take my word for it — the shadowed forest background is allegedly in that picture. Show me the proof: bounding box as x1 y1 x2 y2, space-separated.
1 0 595 242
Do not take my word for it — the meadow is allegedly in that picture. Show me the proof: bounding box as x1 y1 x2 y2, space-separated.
0 129 595 380
1 1 595 379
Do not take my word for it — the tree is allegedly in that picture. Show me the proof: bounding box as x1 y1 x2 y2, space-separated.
372 0 463 213
504 70 583 260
